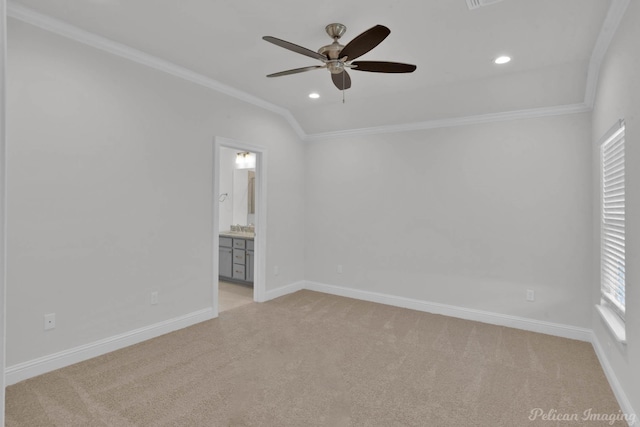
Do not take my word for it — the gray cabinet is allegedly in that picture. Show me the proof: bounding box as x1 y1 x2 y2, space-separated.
232 264 246 280
219 235 254 286
219 237 233 279
246 250 254 283
219 246 233 278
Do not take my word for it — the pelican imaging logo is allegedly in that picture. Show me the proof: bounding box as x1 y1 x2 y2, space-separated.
528 408 636 425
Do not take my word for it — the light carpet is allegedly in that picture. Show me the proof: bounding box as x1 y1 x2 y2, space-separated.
6 290 625 426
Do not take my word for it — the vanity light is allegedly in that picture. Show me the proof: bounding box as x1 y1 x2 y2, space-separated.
308 92 320 99
494 55 511 65
235 152 256 170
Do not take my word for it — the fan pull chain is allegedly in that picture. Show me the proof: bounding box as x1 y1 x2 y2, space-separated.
342 71 345 104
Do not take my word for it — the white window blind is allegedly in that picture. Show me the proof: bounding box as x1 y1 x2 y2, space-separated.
600 119 626 319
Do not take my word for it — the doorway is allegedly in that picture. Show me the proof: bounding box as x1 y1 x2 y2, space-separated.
213 138 266 316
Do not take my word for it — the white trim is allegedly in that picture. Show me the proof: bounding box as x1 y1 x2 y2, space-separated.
7 1 619 143
303 281 592 342
591 332 637 426
0 0 7 424
264 281 305 302
6 2 306 141
5 308 214 386
584 0 631 108
596 304 626 344
303 103 591 142
298 282 638 422
212 143 221 319
213 137 268 305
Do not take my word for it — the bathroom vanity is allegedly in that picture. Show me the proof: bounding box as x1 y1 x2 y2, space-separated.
219 233 254 286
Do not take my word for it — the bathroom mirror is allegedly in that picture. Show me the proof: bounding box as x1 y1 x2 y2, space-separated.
248 171 255 215
232 168 256 226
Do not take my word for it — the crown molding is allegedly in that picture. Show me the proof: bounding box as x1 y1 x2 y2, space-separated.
303 103 591 142
7 1 625 142
6 2 307 140
306 0 630 142
584 0 631 108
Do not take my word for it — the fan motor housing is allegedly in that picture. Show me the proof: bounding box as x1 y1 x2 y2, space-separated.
319 23 347 63
318 42 345 61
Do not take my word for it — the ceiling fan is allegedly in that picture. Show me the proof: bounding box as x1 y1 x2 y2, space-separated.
263 23 417 91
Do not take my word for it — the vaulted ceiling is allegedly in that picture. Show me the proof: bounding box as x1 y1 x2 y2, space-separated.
8 0 616 138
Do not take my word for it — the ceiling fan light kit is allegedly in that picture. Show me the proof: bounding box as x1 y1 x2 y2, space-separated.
263 23 417 92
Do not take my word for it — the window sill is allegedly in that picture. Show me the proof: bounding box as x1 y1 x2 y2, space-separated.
596 304 626 344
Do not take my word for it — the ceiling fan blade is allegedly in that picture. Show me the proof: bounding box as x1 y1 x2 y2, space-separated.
267 65 324 78
262 36 327 62
351 61 417 73
331 71 351 90
339 25 390 61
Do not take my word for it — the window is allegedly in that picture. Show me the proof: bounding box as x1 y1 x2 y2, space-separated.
597 119 626 343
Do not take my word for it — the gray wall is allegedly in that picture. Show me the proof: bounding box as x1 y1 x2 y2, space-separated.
591 0 640 416
6 19 305 366
305 113 592 328
6 5 638 419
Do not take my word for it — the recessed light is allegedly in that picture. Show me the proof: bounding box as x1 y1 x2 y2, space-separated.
308 92 320 99
494 55 511 65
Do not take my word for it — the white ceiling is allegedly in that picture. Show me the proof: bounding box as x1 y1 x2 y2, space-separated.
9 0 613 136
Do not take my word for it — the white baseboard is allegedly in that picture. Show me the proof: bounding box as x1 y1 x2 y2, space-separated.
591 333 638 426
5 281 636 425
264 280 305 302
6 280 305 385
7 281 635 425
303 281 592 342
5 307 215 386
302 282 640 423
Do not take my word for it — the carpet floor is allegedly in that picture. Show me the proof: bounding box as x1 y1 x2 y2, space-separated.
6 290 625 426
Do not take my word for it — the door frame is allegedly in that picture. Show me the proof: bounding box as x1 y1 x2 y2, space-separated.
1 1 7 423
212 137 267 316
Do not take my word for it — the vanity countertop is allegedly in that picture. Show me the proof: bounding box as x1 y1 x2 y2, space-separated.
220 231 255 240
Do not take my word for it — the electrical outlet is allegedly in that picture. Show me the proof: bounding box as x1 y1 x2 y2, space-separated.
337 264 343 274
44 313 56 330
151 292 159 305
526 289 535 302
274 265 279 276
